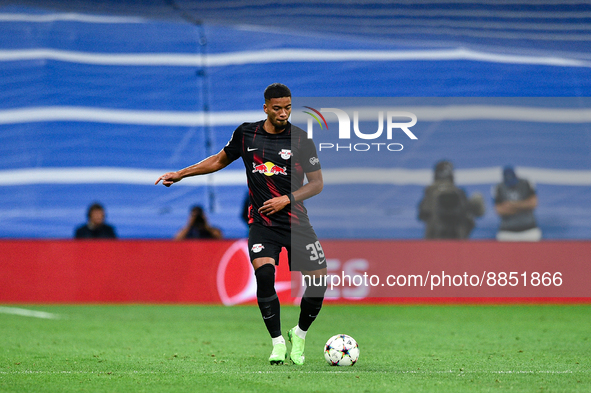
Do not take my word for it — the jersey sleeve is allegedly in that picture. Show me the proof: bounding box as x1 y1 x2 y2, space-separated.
223 126 243 162
300 136 321 173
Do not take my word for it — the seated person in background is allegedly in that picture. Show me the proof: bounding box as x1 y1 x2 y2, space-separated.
74 202 117 239
418 160 485 239
494 166 541 241
175 205 222 240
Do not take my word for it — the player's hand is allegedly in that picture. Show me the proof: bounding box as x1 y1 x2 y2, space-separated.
258 195 290 216
155 172 181 187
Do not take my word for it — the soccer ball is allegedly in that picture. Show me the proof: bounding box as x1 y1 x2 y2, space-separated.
324 334 359 366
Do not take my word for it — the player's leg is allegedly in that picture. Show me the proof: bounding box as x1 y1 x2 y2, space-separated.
288 230 328 365
288 266 328 364
298 266 328 331
253 258 285 361
249 224 286 364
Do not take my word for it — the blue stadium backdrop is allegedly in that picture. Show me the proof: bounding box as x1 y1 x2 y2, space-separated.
1 1 590 239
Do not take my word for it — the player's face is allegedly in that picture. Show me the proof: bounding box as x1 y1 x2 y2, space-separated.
89 209 105 226
264 97 291 130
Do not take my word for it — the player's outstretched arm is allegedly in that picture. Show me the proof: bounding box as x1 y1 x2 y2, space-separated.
155 149 232 187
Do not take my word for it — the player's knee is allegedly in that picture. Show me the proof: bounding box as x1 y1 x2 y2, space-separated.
255 263 275 281
254 263 276 298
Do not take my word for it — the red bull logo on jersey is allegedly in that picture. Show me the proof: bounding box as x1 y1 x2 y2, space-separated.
252 162 287 176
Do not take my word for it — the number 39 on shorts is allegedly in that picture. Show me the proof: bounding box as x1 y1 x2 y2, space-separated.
306 241 325 261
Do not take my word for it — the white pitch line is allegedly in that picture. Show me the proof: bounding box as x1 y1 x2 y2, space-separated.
0 369 577 375
0 306 61 319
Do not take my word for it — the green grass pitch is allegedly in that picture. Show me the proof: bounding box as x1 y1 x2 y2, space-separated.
1 304 589 392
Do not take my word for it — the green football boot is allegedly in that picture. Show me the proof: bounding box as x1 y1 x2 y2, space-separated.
287 327 305 365
268 343 287 365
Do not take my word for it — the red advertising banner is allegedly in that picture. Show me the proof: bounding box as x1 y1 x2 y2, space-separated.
315 240 591 299
0 240 589 304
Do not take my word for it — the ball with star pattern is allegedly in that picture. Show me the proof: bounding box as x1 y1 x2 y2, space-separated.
324 334 359 366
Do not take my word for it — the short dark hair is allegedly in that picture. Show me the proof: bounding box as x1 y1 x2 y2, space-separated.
264 83 291 101
87 202 105 218
190 205 204 216
190 205 206 227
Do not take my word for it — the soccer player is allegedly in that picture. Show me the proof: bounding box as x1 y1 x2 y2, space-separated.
155 83 327 365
